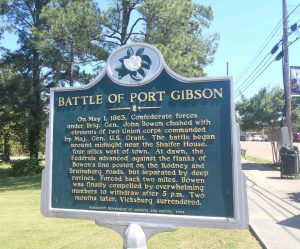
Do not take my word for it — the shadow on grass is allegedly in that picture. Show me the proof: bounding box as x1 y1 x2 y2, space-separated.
0 165 41 192
242 162 278 171
267 176 283 180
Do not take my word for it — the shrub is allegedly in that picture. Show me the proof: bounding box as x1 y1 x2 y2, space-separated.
11 159 43 176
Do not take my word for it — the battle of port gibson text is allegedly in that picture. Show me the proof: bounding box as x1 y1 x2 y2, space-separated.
57 88 223 107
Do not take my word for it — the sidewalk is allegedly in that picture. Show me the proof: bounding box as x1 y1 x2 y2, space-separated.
243 161 300 249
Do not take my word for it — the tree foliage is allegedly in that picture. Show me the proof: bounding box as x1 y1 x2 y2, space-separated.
102 0 218 77
236 87 284 131
0 0 218 160
138 0 218 77
38 0 108 87
291 97 300 131
102 0 144 47
0 65 29 161
0 0 107 159
0 0 50 161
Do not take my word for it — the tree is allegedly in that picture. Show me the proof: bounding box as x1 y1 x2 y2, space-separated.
102 0 218 77
236 87 284 132
0 65 29 161
291 97 300 131
38 0 108 87
0 0 107 161
138 0 218 77
0 0 51 161
0 0 218 162
102 0 144 48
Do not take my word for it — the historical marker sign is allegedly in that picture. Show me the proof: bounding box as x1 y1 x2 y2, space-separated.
41 43 248 229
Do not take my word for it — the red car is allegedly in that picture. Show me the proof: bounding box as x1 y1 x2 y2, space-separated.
293 133 300 142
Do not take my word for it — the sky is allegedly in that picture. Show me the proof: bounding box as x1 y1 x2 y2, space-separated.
1 0 300 100
198 0 300 100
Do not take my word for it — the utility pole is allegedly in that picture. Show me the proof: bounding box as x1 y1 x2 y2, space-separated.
282 0 293 144
226 62 229 76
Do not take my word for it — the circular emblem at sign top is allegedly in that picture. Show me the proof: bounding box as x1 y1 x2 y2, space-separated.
107 43 163 86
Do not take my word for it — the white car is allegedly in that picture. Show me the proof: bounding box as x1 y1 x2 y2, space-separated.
252 135 264 141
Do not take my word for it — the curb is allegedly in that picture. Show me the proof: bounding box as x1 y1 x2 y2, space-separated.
249 224 268 249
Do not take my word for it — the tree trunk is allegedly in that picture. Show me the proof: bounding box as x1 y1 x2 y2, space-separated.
70 41 74 86
28 50 42 162
3 131 10 162
121 0 130 45
22 1 45 162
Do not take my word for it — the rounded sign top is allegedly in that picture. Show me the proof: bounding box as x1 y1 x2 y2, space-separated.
107 43 164 86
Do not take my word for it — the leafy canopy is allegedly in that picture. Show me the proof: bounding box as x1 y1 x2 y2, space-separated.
38 0 108 87
236 87 284 131
0 0 219 159
138 0 218 77
103 0 218 77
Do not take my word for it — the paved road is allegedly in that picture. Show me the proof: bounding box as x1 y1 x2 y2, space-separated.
240 142 274 162
240 141 300 162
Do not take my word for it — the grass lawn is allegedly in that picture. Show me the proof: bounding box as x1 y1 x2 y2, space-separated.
0 162 262 249
245 155 279 169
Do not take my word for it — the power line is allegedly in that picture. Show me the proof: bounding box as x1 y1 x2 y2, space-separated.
288 3 300 18
235 19 282 84
234 58 276 99
235 20 300 98
235 54 273 93
235 41 281 94
236 4 300 88
234 36 300 100
289 35 300 47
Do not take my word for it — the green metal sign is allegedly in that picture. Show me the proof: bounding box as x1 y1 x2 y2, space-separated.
41 43 248 229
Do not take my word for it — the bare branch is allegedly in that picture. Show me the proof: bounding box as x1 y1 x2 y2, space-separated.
41 71 52 81
102 23 121 36
103 34 122 43
125 17 146 43
23 1 35 22
98 39 121 47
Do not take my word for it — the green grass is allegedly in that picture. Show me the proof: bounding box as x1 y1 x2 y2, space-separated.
0 162 261 249
245 155 278 169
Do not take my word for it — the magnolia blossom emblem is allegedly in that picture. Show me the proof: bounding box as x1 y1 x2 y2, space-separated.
124 56 142 71
115 47 152 81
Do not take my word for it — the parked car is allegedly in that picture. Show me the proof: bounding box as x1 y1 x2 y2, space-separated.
240 134 252 141
240 134 246 141
252 135 264 141
293 132 300 142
